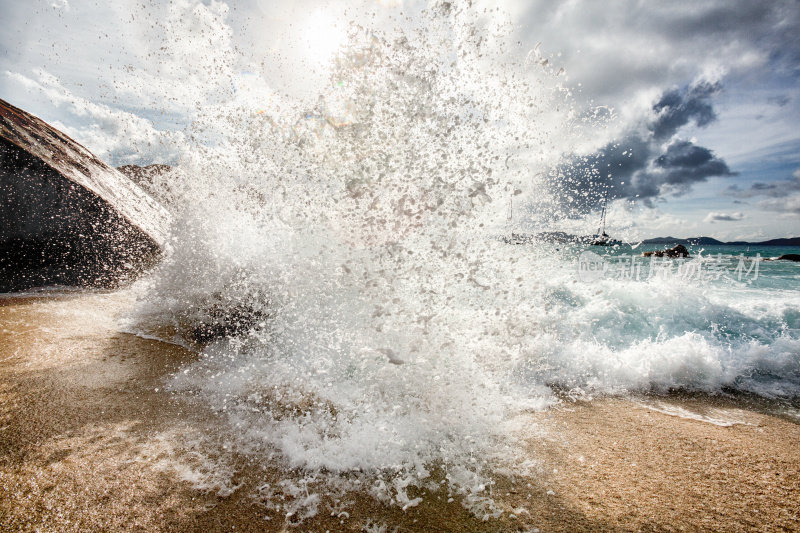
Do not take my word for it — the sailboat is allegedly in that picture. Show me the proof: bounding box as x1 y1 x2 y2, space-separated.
590 187 621 246
502 190 532 244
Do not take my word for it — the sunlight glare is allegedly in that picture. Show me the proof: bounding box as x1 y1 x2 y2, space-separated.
302 10 346 68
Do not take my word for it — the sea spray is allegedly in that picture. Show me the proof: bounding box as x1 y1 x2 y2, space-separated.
126 0 800 521
130 2 574 517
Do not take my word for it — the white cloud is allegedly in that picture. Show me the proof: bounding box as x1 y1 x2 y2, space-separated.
5 69 186 165
509 1 795 104
703 211 745 223
625 205 696 240
757 195 800 215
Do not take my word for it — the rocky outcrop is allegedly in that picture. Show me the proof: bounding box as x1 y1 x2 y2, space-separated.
189 299 270 344
773 254 800 262
0 99 170 292
642 244 690 258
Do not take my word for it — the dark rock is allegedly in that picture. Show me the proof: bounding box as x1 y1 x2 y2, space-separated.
189 301 270 344
775 254 800 262
643 244 690 258
173 281 271 344
0 99 170 292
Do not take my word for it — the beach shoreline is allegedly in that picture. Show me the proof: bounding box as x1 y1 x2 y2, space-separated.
1 291 798 532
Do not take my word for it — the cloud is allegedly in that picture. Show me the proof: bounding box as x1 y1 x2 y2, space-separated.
728 161 800 217
767 94 791 107
704 211 745 223
5 69 187 165
551 81 734 214
757 195 800 215
509 1 800 224
726 168 800 198
651 82 719 140
654 140 733 186
511 1 800 107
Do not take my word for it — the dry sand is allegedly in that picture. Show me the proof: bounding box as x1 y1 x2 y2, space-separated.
1 291 798 532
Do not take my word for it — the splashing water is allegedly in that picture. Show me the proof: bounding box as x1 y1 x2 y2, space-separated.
126 1 800 520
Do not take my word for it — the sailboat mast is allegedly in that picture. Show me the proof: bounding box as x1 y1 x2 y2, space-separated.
598 186 609 235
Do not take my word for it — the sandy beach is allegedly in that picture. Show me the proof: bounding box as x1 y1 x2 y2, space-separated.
1 291 799 532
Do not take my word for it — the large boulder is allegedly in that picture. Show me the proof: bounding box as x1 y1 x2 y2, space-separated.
642 244 690 258
0 99 170 292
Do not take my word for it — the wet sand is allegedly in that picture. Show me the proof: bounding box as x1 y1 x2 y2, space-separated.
1 291 799 532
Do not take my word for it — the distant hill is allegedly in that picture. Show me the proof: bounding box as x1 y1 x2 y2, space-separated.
643 236 723 245
642 236 800 246
500 232 800 246
753 237 800 246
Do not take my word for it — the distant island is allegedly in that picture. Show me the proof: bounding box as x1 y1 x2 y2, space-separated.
641 236 800 246
505 232 800 246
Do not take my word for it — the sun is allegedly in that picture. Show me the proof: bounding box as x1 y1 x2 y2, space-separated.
301 10 347 67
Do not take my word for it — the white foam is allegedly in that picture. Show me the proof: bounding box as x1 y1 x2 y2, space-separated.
634 400 753 427
134 429 239 497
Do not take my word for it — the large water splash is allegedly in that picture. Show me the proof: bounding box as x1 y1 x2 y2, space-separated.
127 0 799 520
127 1 579 516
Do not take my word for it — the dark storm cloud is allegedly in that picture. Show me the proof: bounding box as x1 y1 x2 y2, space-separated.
651 83 719 140
655 141 732 185
552 82 734 213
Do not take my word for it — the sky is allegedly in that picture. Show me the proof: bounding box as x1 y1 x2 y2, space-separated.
1 0 799 240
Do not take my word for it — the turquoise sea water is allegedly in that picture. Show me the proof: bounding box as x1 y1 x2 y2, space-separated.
586 244 800 291
538 242 800 399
